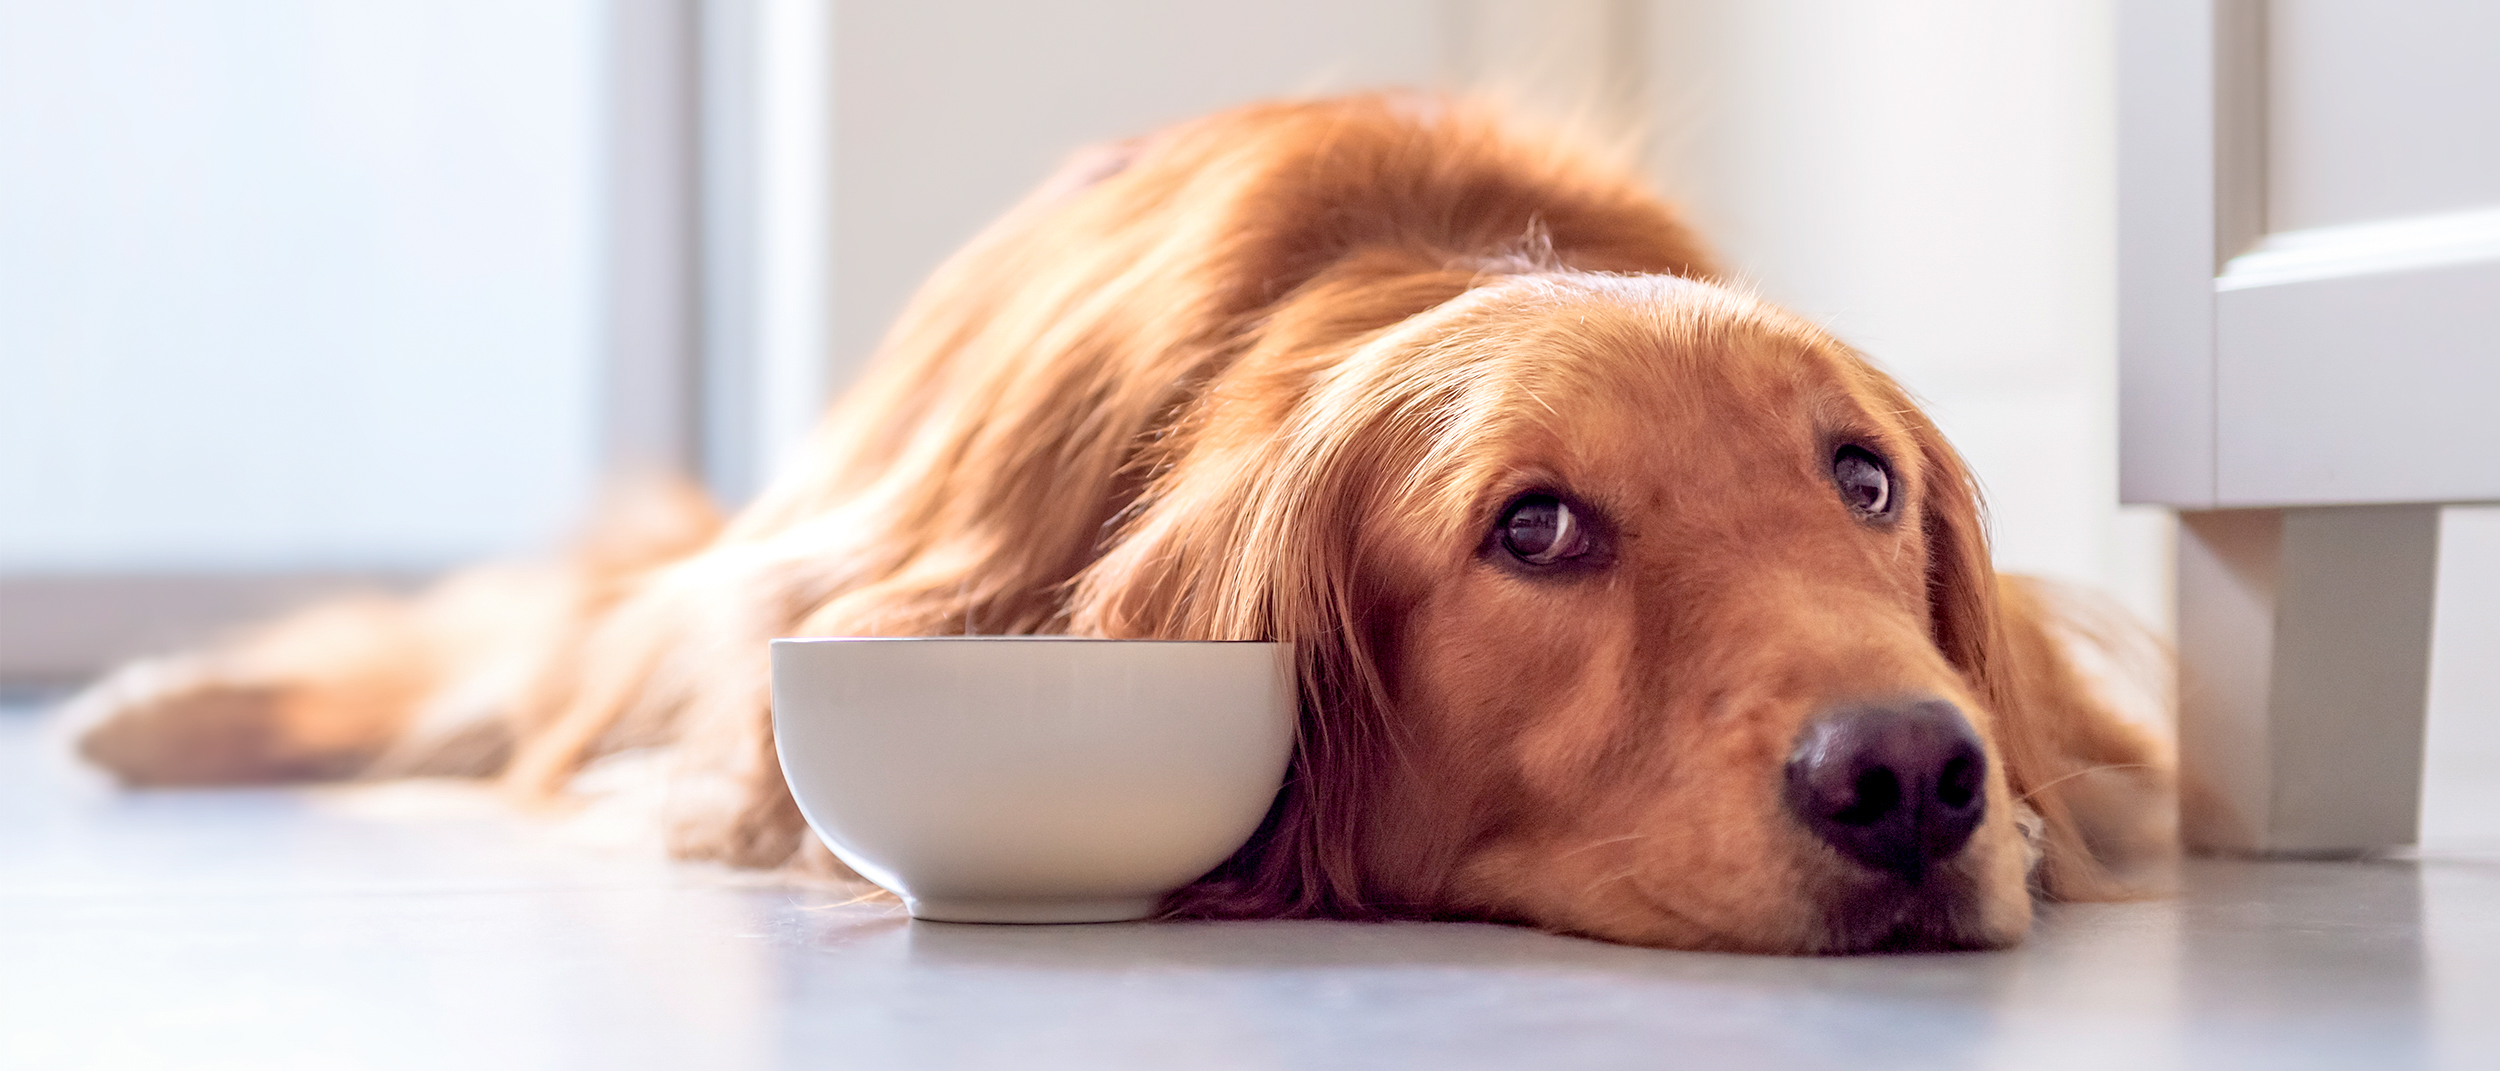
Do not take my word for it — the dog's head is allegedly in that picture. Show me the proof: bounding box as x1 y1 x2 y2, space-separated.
1076 270 2053 952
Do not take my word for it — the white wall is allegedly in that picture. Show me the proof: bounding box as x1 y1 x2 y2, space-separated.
1644 0 2172 627
0 0 603 573
820 1 1447 397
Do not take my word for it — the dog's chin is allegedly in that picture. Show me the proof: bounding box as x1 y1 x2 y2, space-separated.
1812 870 2027 954
1562 866 2023 954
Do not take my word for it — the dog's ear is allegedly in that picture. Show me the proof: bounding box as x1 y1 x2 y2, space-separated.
1067 268 1491 919
1901 403 2176 900
1067 386 1415 919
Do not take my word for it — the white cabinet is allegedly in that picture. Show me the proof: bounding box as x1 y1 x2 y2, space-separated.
2121 0 2500 854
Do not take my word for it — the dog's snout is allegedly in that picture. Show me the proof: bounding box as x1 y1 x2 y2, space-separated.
1784 699 1987 884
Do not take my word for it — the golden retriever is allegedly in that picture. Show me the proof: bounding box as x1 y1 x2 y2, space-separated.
70 94 2173 953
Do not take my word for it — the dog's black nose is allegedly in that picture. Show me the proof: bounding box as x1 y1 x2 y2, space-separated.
1785 699 1988 884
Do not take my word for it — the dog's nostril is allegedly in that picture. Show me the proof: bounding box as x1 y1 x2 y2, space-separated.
1937 755 1978 810
1834 768 1900 826
1785 699 1989 884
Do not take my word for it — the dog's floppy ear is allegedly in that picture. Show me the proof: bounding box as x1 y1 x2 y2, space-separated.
1067 403 1410 919
1065 273 1492 917
1900 397 2176 900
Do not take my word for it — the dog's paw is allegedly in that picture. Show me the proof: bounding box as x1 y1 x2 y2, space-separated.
64 657 364 785
659 764 816 869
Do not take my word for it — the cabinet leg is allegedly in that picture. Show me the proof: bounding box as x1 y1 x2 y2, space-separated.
2176 505 2441 855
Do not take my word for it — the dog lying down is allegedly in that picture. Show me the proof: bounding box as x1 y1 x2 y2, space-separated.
70 94 2175 953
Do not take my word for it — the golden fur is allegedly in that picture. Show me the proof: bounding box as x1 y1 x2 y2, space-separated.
71 94 2173 953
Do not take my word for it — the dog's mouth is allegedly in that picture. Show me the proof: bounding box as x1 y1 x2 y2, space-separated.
1613 864 2012 954
1813 871 2007 953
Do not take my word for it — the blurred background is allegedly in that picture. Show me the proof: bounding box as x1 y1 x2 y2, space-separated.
0 1 2490 844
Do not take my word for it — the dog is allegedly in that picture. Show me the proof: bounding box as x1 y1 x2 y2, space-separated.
70 94 2174 953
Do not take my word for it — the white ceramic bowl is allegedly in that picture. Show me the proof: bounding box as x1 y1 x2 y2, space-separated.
769 637 1295 923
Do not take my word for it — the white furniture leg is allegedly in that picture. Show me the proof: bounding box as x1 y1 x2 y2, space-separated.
2176 506 2442 856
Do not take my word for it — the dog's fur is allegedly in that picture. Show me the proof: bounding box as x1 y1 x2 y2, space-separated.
71 95 2174 953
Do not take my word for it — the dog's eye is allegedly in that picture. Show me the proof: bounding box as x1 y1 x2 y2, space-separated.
1833 446 1892 516
1500 494 1591 565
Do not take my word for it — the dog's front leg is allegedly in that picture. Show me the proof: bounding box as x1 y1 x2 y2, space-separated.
655 666 817 869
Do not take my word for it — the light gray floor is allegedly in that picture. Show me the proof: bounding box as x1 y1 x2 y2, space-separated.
4 710 2498 1071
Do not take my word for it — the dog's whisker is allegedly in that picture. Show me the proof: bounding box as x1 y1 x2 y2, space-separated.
2017 763 2155 803
1583 865 1645 898
797 888 902 911
1557 832 1654 860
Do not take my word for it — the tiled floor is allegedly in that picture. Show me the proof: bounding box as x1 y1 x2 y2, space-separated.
4 709 2497 1071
